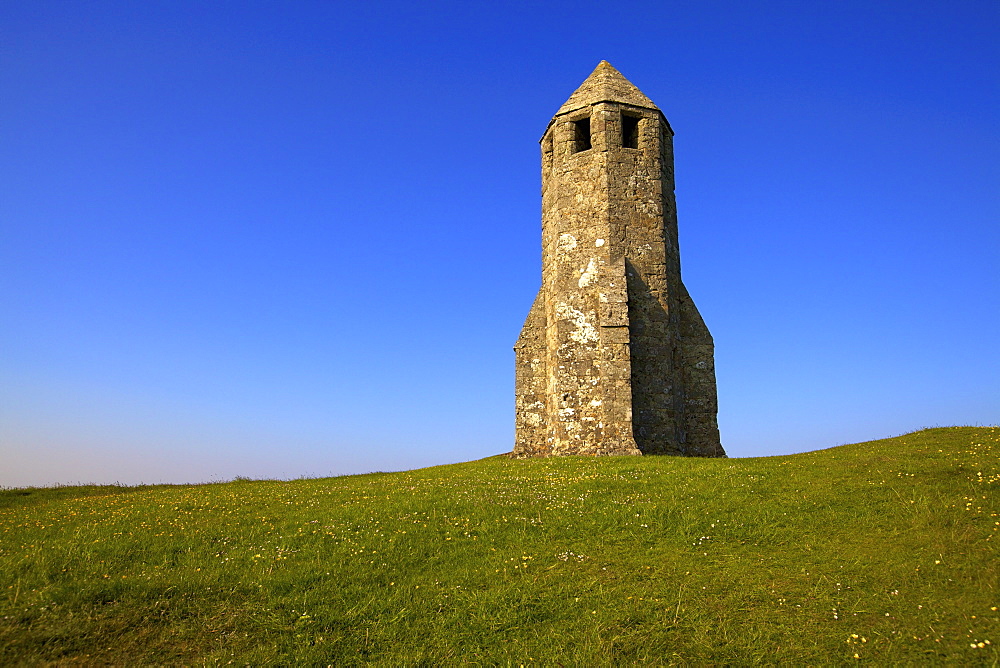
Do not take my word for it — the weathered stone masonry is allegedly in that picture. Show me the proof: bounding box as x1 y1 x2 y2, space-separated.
514 61 725 458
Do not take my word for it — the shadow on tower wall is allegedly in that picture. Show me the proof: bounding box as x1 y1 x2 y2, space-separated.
625 260 686 455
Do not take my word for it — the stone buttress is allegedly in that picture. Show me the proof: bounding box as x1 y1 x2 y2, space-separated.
514 61 725 458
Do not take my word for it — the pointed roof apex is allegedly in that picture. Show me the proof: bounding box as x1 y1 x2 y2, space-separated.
555 61 659 116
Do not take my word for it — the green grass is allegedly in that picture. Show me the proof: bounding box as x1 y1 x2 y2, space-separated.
2 427 998 665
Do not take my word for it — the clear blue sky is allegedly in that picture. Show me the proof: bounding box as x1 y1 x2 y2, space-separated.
2 1 997 487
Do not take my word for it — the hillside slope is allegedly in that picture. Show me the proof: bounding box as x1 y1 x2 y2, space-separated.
1 427 997 664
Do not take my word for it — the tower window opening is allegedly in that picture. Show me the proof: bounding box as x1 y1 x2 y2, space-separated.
622 114 640 149
571 117 591 153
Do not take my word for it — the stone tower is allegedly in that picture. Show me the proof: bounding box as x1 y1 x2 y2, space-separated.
514 61 724 458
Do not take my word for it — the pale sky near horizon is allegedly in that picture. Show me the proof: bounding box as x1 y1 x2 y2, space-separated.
2 1 997 487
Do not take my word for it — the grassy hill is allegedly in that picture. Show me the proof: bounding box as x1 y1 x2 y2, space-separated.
1 426 997 665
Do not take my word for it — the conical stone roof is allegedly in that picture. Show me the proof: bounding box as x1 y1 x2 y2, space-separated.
555 61 659 116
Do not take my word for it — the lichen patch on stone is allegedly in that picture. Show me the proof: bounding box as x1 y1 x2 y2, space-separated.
557 233 577 253
578 258 598 287
555 301 599 344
